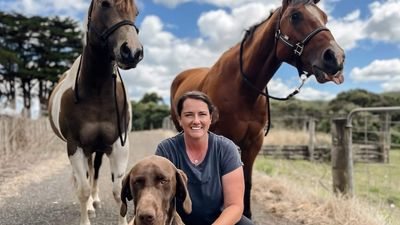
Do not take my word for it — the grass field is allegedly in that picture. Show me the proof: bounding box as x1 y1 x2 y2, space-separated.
255 147 400 225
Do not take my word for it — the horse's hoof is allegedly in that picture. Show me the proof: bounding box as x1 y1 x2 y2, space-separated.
93 200 101 209
88 209 96 218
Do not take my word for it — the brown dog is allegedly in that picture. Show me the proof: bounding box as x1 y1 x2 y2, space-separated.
120 155 192 225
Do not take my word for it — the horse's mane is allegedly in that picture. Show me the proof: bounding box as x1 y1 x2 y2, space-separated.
244 9 276 40
244 0 314 39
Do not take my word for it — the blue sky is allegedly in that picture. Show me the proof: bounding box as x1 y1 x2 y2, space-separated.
1 0 399 105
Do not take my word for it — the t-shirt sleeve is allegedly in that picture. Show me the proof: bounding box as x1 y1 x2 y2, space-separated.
155 138 178 165
219 137 243 176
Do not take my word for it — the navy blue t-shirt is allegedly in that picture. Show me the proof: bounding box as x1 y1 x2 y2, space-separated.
155 131 243 225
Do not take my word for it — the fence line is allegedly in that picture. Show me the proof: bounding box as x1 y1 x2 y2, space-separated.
0 116 54 162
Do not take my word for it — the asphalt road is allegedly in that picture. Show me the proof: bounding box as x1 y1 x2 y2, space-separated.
0 130 300 225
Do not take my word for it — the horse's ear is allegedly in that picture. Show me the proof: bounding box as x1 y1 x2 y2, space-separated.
282 0 292 9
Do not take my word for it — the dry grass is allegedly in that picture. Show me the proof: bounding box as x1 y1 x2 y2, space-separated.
257 129 400 225
263 129 331 146
0 117 57 156
252 171 388 225
0 117 62 181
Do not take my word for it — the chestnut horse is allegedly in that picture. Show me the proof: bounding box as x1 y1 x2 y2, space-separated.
48 0 143 224
170 0 344 218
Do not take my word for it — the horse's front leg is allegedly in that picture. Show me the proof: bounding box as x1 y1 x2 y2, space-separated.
109 138 130 225
91 152 104 209
240 135 263 219
69 145 92 225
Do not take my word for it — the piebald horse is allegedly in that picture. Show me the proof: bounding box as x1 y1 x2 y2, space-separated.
170 0 344 218
48 0 143 224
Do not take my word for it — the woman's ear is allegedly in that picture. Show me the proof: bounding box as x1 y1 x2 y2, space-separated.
178 116 182 127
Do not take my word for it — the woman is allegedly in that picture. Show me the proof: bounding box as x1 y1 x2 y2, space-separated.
155 91 254 225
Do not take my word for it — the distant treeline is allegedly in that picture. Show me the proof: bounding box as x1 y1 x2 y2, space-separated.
270 89 400 138
131 89 400 132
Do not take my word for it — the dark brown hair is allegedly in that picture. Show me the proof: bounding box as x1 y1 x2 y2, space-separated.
175 91 218 120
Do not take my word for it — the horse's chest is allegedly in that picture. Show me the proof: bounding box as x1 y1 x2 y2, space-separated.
79 121 118 146
63 100 120 147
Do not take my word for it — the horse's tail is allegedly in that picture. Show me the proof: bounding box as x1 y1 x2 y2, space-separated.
94 151 104 180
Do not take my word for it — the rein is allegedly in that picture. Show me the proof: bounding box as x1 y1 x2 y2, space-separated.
239 6 330 135
73 0 137 146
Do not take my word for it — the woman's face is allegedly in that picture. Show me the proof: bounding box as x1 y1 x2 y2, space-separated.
178 98 212 140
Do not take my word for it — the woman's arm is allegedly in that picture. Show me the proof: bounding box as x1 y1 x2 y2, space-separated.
212 166 244 225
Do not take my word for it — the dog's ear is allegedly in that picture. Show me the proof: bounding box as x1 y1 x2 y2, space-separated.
120 172 133 217
176 169 192 214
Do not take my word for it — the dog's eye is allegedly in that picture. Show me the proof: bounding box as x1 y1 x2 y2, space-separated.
157 176 168 184
160 179 168 184
133 178 145 186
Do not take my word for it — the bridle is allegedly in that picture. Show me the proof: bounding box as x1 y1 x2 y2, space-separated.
239 6 330 101
274 9 329 82
239 5 331 135
74 0 140 146
85 0 139 47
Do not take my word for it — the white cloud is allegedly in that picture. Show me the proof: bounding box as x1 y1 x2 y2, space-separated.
0 0 88 20
153 0 279 8
327 10 366 51
197 2 276 51
350 58 400 92
364 0 400 43
3 0 399 103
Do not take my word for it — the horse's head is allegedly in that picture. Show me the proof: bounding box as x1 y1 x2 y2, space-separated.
87 0 143 69
275 0 344 84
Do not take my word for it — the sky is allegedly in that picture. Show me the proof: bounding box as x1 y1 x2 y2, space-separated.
0 0 400 107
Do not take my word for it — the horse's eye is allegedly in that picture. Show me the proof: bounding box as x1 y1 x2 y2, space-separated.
291 11 302 23
101 0 111 8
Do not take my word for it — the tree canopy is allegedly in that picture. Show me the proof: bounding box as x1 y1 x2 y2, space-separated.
131 92 170 130
0 11 82 116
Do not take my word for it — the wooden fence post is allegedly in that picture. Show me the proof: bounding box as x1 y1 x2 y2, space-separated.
380 113 391 163
308 117 315 161
331 117 353 196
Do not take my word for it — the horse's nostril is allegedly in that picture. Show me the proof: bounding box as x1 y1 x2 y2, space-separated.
323 49 335 63
134 48 144 62
120 42 132 60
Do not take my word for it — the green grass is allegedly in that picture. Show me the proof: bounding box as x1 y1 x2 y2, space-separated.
255 150 400 224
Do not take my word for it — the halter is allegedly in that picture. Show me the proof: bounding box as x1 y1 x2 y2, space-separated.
74 0 139 146
239 6 330 135
274 10 329 80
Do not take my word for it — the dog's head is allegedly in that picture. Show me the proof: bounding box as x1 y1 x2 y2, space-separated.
121 155 192 225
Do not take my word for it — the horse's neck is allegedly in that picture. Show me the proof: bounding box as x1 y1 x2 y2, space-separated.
239 11 282 93
79 46 115 95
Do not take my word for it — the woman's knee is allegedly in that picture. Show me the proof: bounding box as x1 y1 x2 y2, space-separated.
235 215 254 225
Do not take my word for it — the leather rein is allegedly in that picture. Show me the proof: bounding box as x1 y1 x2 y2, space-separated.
74 0 139 146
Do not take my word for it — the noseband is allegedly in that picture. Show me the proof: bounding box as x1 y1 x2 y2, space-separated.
274 8 329 79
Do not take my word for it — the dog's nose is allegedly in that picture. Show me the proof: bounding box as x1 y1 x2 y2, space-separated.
139 212 155 225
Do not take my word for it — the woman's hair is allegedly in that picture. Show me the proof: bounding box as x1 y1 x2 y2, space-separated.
175 91 218 119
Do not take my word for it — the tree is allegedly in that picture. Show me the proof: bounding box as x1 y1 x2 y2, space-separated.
131 92 170 130
0 11 82 117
